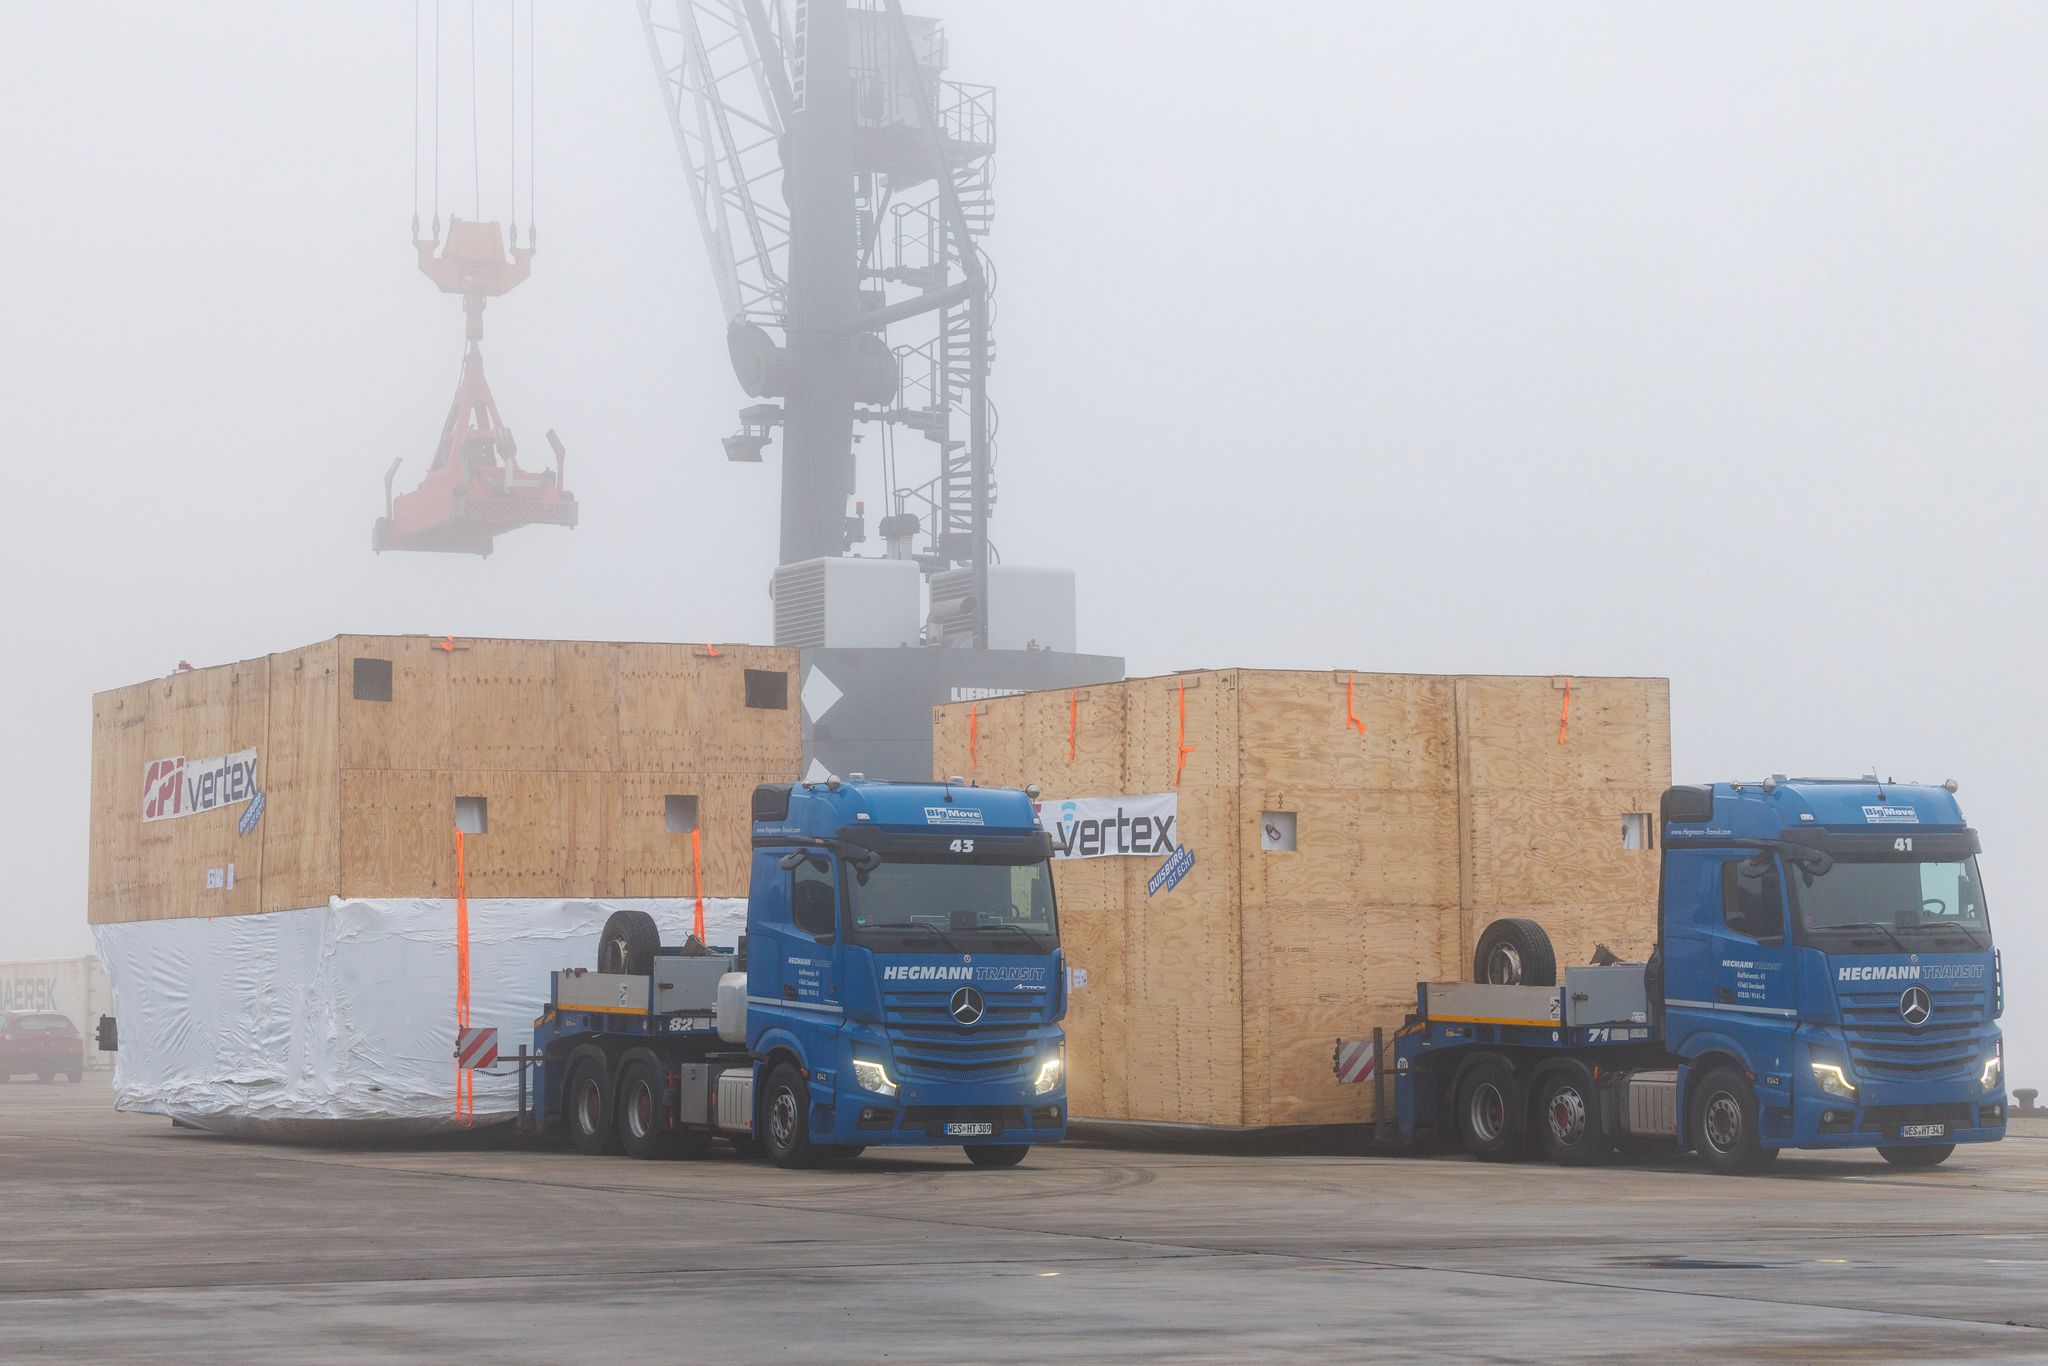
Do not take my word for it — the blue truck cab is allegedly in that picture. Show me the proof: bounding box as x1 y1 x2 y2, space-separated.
525 778 1066 1170
1393 778 2005 1173
745 778 1068 1167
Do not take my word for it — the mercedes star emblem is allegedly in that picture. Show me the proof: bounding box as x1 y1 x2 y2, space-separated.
1899 985 1932 1028
949 985 986 1025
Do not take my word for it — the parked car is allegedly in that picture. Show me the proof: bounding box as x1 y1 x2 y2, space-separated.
0 1011 84 1083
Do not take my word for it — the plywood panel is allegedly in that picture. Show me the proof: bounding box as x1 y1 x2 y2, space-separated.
1237 672 1456 793
553 641 621 771
447 640 561 771
338 635 452 771
1122 783 1239 1124
1465 789 1662 910
339 769 453 896
613 772 756 899
260 641 339 912
1123 672 1239 791
618 643 800 776
1459 676 1669 793
1238 788 1458 909
1056 901 1126 1118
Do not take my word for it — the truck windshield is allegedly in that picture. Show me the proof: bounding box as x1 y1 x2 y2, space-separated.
1786 856 1991 951
845 856 1059 953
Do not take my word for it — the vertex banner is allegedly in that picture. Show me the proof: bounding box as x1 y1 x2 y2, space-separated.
141 748 259 823
1033 793 1178 860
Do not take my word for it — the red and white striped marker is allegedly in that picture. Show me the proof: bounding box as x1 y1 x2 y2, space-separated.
1334 1037 1376 1084
456 1026 499 1071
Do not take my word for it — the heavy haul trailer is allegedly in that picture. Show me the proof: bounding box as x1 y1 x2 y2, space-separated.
1393 778 2007 1174
524 779 1069 1167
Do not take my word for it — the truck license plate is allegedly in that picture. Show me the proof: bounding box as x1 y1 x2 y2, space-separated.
944 1122 994 1137
1899 1123 1947 1139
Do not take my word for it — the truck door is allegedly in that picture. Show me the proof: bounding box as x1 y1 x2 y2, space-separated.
1706 854 1798 1020
779 854 841 1011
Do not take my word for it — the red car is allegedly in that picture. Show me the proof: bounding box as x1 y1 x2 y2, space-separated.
0 1011 84 1083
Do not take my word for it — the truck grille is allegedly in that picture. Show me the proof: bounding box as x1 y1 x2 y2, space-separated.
882 985 1048 1080
1837 985 1987 1082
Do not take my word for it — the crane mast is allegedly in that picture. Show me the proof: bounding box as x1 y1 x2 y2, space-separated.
640 0 996 645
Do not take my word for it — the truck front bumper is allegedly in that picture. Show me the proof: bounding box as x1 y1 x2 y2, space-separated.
1778 1091 2007 1149
835 1089 1067 1146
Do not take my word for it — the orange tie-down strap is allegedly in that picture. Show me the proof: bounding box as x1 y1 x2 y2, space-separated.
454 828 474 1126
691 827 707 942
968 705 980 770
1558 676 1572 745
1346 674 1367 735
1174 680 1196 785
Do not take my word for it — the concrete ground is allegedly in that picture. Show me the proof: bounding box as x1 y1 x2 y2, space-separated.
4 1076 2046 1362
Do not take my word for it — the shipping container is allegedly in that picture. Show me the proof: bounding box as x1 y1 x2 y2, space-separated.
0 957 112 1069
934 670 1670 1129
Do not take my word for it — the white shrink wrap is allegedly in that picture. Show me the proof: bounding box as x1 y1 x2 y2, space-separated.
91 897 747 1138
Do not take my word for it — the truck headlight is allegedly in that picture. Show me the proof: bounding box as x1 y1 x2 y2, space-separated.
852 1057 897 1098
1035 1054 1062 1095
1810 1060 1857 1100
1982 1048 2002 1092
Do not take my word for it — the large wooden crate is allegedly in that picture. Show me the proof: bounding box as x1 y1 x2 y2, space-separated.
88 636 801 923
934 670 1670 1128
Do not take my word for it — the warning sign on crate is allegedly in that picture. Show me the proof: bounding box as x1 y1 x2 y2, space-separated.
455 1027 498 1071
1146 843 1196 897
1333 1038 1377 1084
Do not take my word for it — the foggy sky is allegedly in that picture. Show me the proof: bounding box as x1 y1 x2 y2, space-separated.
3 3 2043 1082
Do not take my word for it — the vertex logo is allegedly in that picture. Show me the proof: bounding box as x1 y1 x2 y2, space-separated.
1837 965 1922 982
142 758 186 820
882 965 973 981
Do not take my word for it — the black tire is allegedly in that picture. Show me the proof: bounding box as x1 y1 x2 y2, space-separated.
566 1052 621 1156
1691 1066 1770 1175
1454 1055 1526 1161
66 1072 82 1084
1879 1143 1955 1169
760 1063 816 1169
965 1144 1029 1168
616 1056 679 1160
36 1073 51 1084
597 910 662 976
1533 1070 1606 1166
1473 918 1557 987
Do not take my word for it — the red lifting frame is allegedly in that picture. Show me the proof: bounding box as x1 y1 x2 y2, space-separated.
374 220 577 557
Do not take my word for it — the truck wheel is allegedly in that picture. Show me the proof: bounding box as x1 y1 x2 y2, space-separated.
1879 1143 1955 1169
597 910 661 976
1473 919 1557 987
1690 1066 1771 1175
616 1056 678 1160
1455 1056 1526 1161
761 1063 816 1169
567 1053 621 1156
67 1071 82 1084
1534 1071 1605 1166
